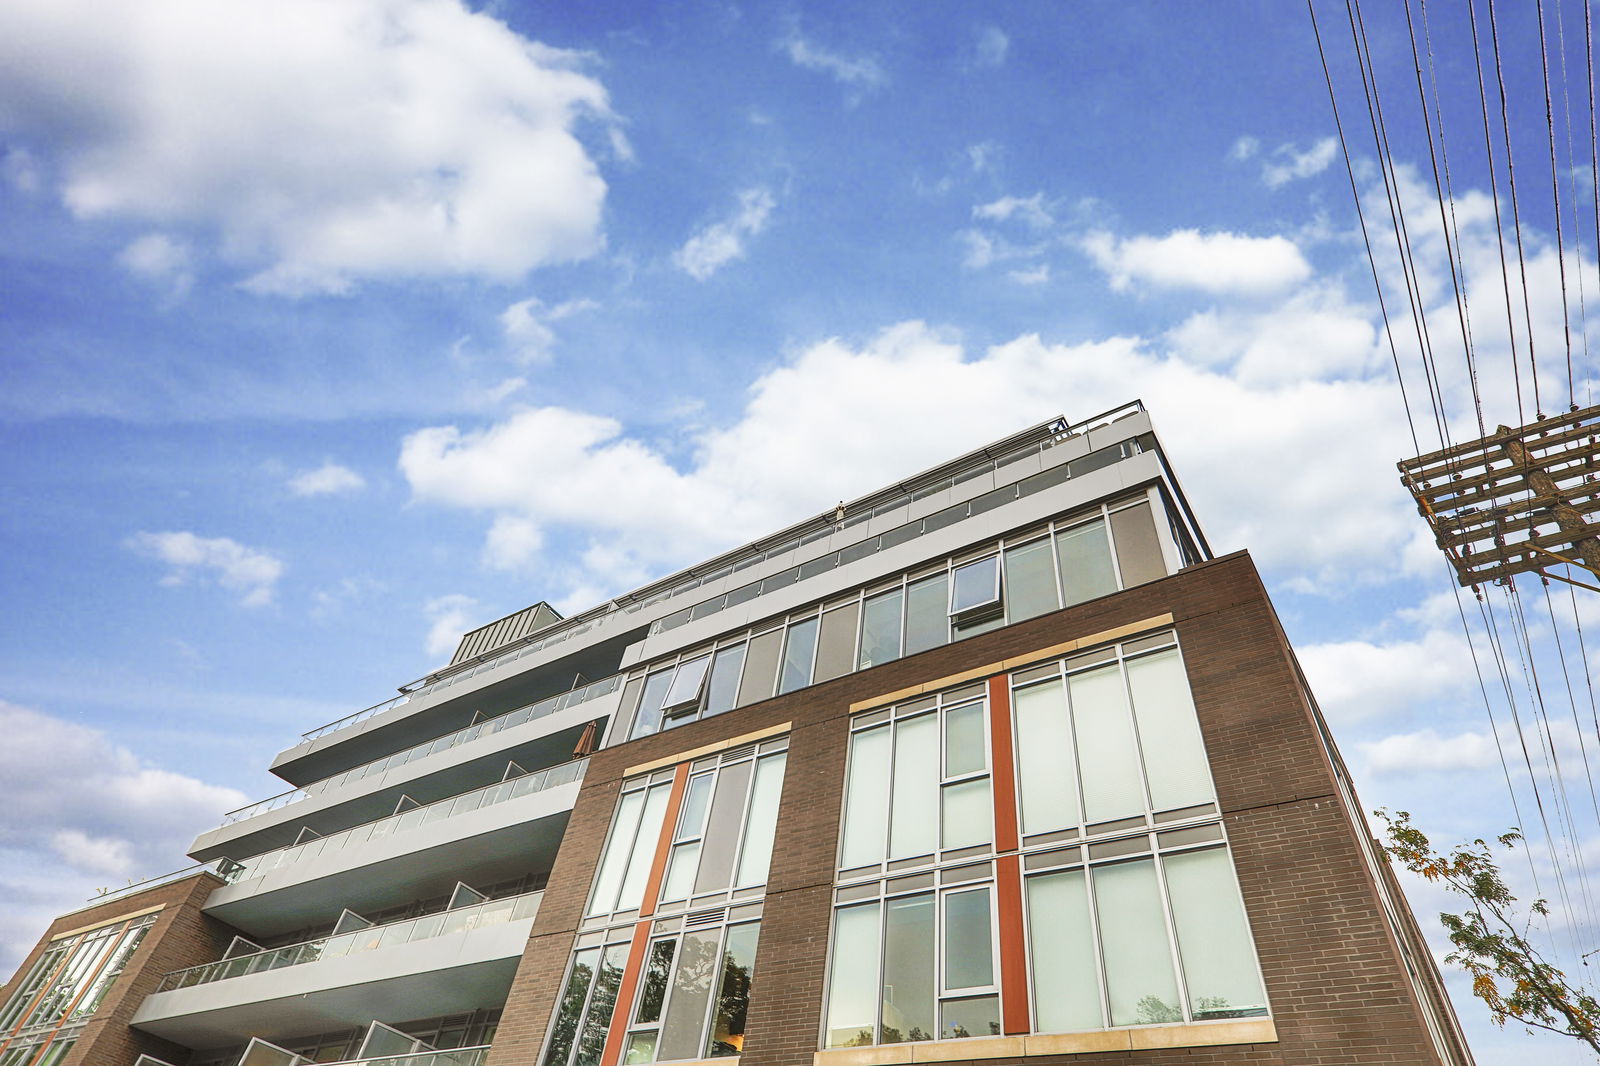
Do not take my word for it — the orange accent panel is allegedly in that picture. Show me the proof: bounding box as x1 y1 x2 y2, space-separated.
640 763 691 920
995 854 1030 1036
599 922 653 1066
987 676 1020 854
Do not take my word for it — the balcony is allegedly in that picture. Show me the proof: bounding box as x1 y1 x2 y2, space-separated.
131 893 540 1049
204 760 584 938
188 683 621 863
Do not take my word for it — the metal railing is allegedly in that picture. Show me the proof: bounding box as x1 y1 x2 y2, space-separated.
224 758 587 883
301 692 414 743
85 860 232 904
327 1048 489 1066
221 674 620 826
154 891 542 992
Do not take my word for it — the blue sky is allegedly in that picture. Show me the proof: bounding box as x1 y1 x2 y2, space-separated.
2 1 1597 1059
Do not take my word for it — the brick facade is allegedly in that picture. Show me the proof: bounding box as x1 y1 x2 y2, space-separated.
489 551 1471 1066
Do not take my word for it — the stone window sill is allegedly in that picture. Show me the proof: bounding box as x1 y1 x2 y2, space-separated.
812 1018 1278 1066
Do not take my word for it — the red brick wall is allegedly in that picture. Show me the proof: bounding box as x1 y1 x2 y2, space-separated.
0 873 244 1066
490 551 1472 1066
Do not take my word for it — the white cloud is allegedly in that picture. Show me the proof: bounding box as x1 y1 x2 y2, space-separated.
1007 264 1051 286
1262 137 1339 187
0 699 248 972
1361 728 1500 775
972 26 1009 68
1229 135 1260 161
973 193 1053 230
779 27 885 90
1298 627 1476 723
675 187 777 281
0 0 616 295
117 232 193 297
288 461 366 497
1081 228 1313 295
499 296 597 364
401 317 1424 600
425 594 482 659
127 531 284 606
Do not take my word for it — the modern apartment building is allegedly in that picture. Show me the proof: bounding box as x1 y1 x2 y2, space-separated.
0 403 1474 1066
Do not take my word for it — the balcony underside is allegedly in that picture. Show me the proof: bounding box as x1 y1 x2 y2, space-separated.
203 781 577 939
130 918 531 1050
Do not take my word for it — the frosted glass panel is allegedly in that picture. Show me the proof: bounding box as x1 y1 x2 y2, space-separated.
859 588 904 669
1070 665 1146 823
736 629 783 707
944 702 986 777
1126 650 1214 811
590 791 644 915
695 760 753 894
1110 501 1167 587
841 726 892 868
1163 848 1268 1018
704 644 746 718
779 617 819 694
1056 519 1118 606
891 715 939 858
941 778 991 850
1027 871 1102 1032
735 754 787 887
617 785 671 911
882 895 936 1044
905 575 949 655
826 903 882 1047
1004 538 1060 621
1094 859 1181 1026
943 888 993 989
815 602 861 683
1014 679 1080 835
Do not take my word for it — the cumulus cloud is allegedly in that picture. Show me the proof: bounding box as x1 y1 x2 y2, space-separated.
401 316 1425 599
675 188 777 281
1229 135 1261 161
127 531 284 606
499 296 597 364
779 27 885 90
1299 627 1476 723
0 699 248 971
288 461 366 497
972 26 1009 68
425 594 483 659
1361 728 1500 775
0 700 246 877
1081 228 1313 295
1262 138 1339 187
0 0 616 295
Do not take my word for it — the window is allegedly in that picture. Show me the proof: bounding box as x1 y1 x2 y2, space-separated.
0 911 157 1058
948 555 1001 628
552 742 786 1066
838 685 991 876
826 639 1267 1049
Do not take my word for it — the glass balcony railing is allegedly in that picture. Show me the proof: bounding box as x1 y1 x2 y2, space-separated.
223 758 587 883
323 1047 489 1066
155 891 543 992
301 692 415 743
222 674 620 826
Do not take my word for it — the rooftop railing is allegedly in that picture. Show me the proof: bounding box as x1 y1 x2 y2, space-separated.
220 674 619 826
287 406 1144 749
154 891 542 992
223 758 587 883
84 860 232 905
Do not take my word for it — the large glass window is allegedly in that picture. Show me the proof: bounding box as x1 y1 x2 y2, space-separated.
621 920 762 1062
858 588 904 670
1002 537 1059 622
1055 517 1117 606
838 686 991 874
0 912 157 1054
